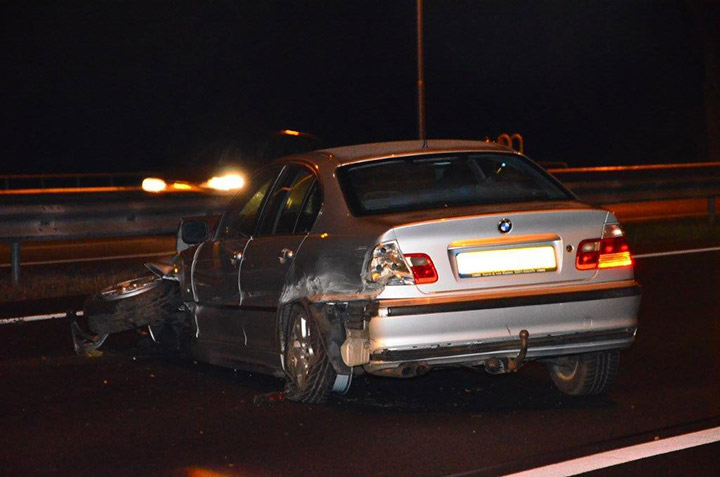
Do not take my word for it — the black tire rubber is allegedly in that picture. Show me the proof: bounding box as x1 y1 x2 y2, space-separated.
547 350 620 396
283 305 336 404
85 279 181 335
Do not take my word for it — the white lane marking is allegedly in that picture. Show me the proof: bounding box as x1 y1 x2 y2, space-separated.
0 251 172 268
505 426 720 477
634 246 720 259
0 310 83 326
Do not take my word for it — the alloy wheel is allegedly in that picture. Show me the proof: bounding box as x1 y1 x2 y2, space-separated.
287 310 318 391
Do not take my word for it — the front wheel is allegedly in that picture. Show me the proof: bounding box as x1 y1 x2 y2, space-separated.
85 276 180 335
283 305 336 404
547 351 619 396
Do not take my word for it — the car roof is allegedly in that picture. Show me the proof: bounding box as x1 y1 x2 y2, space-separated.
315 139 515 166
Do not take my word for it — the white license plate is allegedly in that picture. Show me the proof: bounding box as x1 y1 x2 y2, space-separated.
456 246 557 278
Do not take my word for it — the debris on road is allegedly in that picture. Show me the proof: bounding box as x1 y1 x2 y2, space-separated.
253 391 286 406
70 311 108 356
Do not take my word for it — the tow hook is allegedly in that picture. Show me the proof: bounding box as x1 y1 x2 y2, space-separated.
507 329 529 372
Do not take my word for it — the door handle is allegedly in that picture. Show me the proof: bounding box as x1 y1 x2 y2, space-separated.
278 248 295 264
230 250 243 266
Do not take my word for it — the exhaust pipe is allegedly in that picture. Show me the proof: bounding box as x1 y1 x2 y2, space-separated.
372 362 432 378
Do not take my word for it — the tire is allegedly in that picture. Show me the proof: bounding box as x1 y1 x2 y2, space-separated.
85 276 180 335
283 305 336 404
547 351 620 396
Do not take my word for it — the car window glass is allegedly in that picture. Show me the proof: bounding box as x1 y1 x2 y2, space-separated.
294 183 322 234
337 153 571 216
257 166 315 236
220 167 279 238
275 173 315 234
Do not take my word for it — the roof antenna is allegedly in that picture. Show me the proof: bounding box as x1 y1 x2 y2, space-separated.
417 0 428 149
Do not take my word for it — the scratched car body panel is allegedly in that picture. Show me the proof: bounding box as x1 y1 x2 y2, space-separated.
85 140 641 403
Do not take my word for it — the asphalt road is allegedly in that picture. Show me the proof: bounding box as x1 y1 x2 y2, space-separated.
1 252 718 476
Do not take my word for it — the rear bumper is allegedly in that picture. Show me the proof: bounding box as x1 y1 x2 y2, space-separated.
341 280 641 372
383 284 640 317
370 328 636 364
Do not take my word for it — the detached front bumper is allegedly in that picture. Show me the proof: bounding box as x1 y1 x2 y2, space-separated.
340 280 641 373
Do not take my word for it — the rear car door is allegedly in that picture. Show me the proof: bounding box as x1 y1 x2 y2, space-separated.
240 165 322 359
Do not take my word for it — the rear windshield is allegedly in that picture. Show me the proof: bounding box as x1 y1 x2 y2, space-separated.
337 153 573 216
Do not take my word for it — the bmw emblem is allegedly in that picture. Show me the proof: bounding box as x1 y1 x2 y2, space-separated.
498 218 513 234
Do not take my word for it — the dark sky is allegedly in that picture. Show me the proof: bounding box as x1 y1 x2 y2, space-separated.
1 1 713 173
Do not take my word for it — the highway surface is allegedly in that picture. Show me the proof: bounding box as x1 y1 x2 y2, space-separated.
0 251 718 476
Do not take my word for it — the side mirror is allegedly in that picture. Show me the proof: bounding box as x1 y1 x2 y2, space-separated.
176 215 220 252
180 220 209 245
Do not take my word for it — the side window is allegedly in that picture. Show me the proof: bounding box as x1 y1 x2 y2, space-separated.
219 167 279 238
275 173 315 234
256 166 321 236
256 167 302 235
294 184 322 234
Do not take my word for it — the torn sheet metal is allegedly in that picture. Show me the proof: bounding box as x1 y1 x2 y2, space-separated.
71 318 108 356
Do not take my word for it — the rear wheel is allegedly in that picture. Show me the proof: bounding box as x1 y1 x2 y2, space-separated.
85 276 180 335
547 351 619 396
283 305 336 404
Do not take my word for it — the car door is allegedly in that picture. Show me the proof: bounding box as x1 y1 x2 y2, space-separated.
240 165 322 362
190 166 281 345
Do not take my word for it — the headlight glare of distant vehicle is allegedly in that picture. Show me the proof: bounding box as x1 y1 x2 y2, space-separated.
171 182 193 191
204 173 245 191
142 177 167 193
368 241 414 286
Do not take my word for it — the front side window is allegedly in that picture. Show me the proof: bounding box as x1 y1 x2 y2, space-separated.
219 167 280 238
337 153 572 216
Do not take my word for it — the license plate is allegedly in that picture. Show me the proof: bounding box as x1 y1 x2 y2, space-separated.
456 246 557 278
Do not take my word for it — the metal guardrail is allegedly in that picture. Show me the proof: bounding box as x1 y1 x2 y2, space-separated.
1 162 719 285
551 162 719 224
548 162 720 204
0 172 156 191
0 191 227 242
0 190 229 285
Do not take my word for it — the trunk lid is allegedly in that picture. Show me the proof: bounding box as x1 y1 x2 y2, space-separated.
389 206 608 294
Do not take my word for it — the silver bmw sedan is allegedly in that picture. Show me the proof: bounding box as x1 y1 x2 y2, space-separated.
85 140 641 404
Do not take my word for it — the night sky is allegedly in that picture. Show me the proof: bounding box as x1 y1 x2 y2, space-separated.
2 1 715 174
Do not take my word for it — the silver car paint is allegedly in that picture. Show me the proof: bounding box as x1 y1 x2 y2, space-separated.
185 140 640 376
365 281 638 368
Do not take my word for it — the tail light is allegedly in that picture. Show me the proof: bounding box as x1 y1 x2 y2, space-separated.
576 223 633 271
367 241 438 285
368 241 414 285
405 254 438 284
